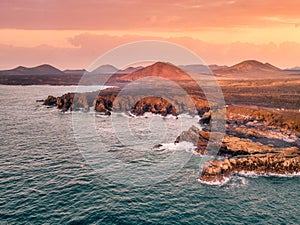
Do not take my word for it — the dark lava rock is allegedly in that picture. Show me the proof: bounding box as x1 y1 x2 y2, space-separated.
131 96 178 116
43 95 57 106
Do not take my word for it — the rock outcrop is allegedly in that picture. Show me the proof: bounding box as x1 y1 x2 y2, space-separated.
175 125 200 145
43 91 183 116
43 93 75 111
94 94 116 115
201 147 300 183
131 96 177 116
175 125 210 154
56 93 75 111
199 110 211 126
43 95 57 106
199 105 300 183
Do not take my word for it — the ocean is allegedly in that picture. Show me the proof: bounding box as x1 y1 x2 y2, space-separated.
1 85 299 224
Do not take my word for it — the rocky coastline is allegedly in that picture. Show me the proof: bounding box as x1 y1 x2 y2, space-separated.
43 87 210 116
198 105 300 183
43 90 300 184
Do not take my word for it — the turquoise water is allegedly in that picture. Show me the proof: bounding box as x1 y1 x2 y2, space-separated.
1 85 300 224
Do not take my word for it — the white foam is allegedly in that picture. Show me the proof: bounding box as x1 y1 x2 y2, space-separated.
238 171 300 178
198 176 230 186
177 113 200 119
199 171 300 187
238 171 259 178
227 176 248 188
134 112 179 119
152 141 195 152
95 114 110 118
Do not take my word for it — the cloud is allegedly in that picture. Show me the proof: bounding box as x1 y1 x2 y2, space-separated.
0 0 300 29
1 34 300 69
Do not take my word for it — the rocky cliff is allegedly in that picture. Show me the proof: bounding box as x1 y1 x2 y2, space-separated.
196 105 300 183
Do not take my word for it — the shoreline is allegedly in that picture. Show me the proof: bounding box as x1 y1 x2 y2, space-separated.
41 88 300 184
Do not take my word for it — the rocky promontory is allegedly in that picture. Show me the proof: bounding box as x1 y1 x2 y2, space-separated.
201 146 300 183
172 104 300 183
43 87 208 116
198 105 300 183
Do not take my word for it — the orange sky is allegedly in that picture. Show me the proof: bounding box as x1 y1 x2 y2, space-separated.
0 0 300 69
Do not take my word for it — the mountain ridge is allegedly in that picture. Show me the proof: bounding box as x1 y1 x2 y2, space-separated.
179 64 228 73
0 60 292 77
213 60 283 74
0 64 64 75
89 64 119 74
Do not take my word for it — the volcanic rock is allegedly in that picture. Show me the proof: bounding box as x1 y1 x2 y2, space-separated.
131 96 177 116
200 105 300 183
43 95 57 106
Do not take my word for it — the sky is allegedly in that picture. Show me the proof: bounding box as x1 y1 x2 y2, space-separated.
0 0 300 69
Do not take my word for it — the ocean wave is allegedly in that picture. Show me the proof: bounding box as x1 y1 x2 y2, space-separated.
198 176 231 186
110 111 201 119
199 171 300 187
49 108 202 123
227 176 248 188
152 141 196 153
238 171 300 178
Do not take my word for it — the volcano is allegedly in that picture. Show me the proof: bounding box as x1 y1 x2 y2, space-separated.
213 60 282 75
117 62 192 81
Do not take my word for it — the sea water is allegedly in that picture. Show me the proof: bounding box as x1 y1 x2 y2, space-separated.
0 85 300 224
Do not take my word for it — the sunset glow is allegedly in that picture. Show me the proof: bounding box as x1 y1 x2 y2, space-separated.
0 0 300 69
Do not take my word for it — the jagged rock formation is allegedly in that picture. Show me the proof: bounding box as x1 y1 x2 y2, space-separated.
94 94 116 115
199 105 300 183
201 146 300 182
171 104 300 183
43 90 190 116
43 86 210 116
175 125 210 154
44 95 57 106
43 93 75 112
199 110 211 125
131 96 177 116
175 125 200 145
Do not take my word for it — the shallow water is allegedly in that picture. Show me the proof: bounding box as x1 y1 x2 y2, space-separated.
0 85 300 224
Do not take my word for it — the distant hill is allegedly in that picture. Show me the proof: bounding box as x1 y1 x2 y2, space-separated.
63 69 87 75
179 64 228 73
117 62 192 81
208 64 228 71
0 64 65 75
90 65 119 74
284 66 300 72
213 60 282 74
179 64 210 74
116 66 144 74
